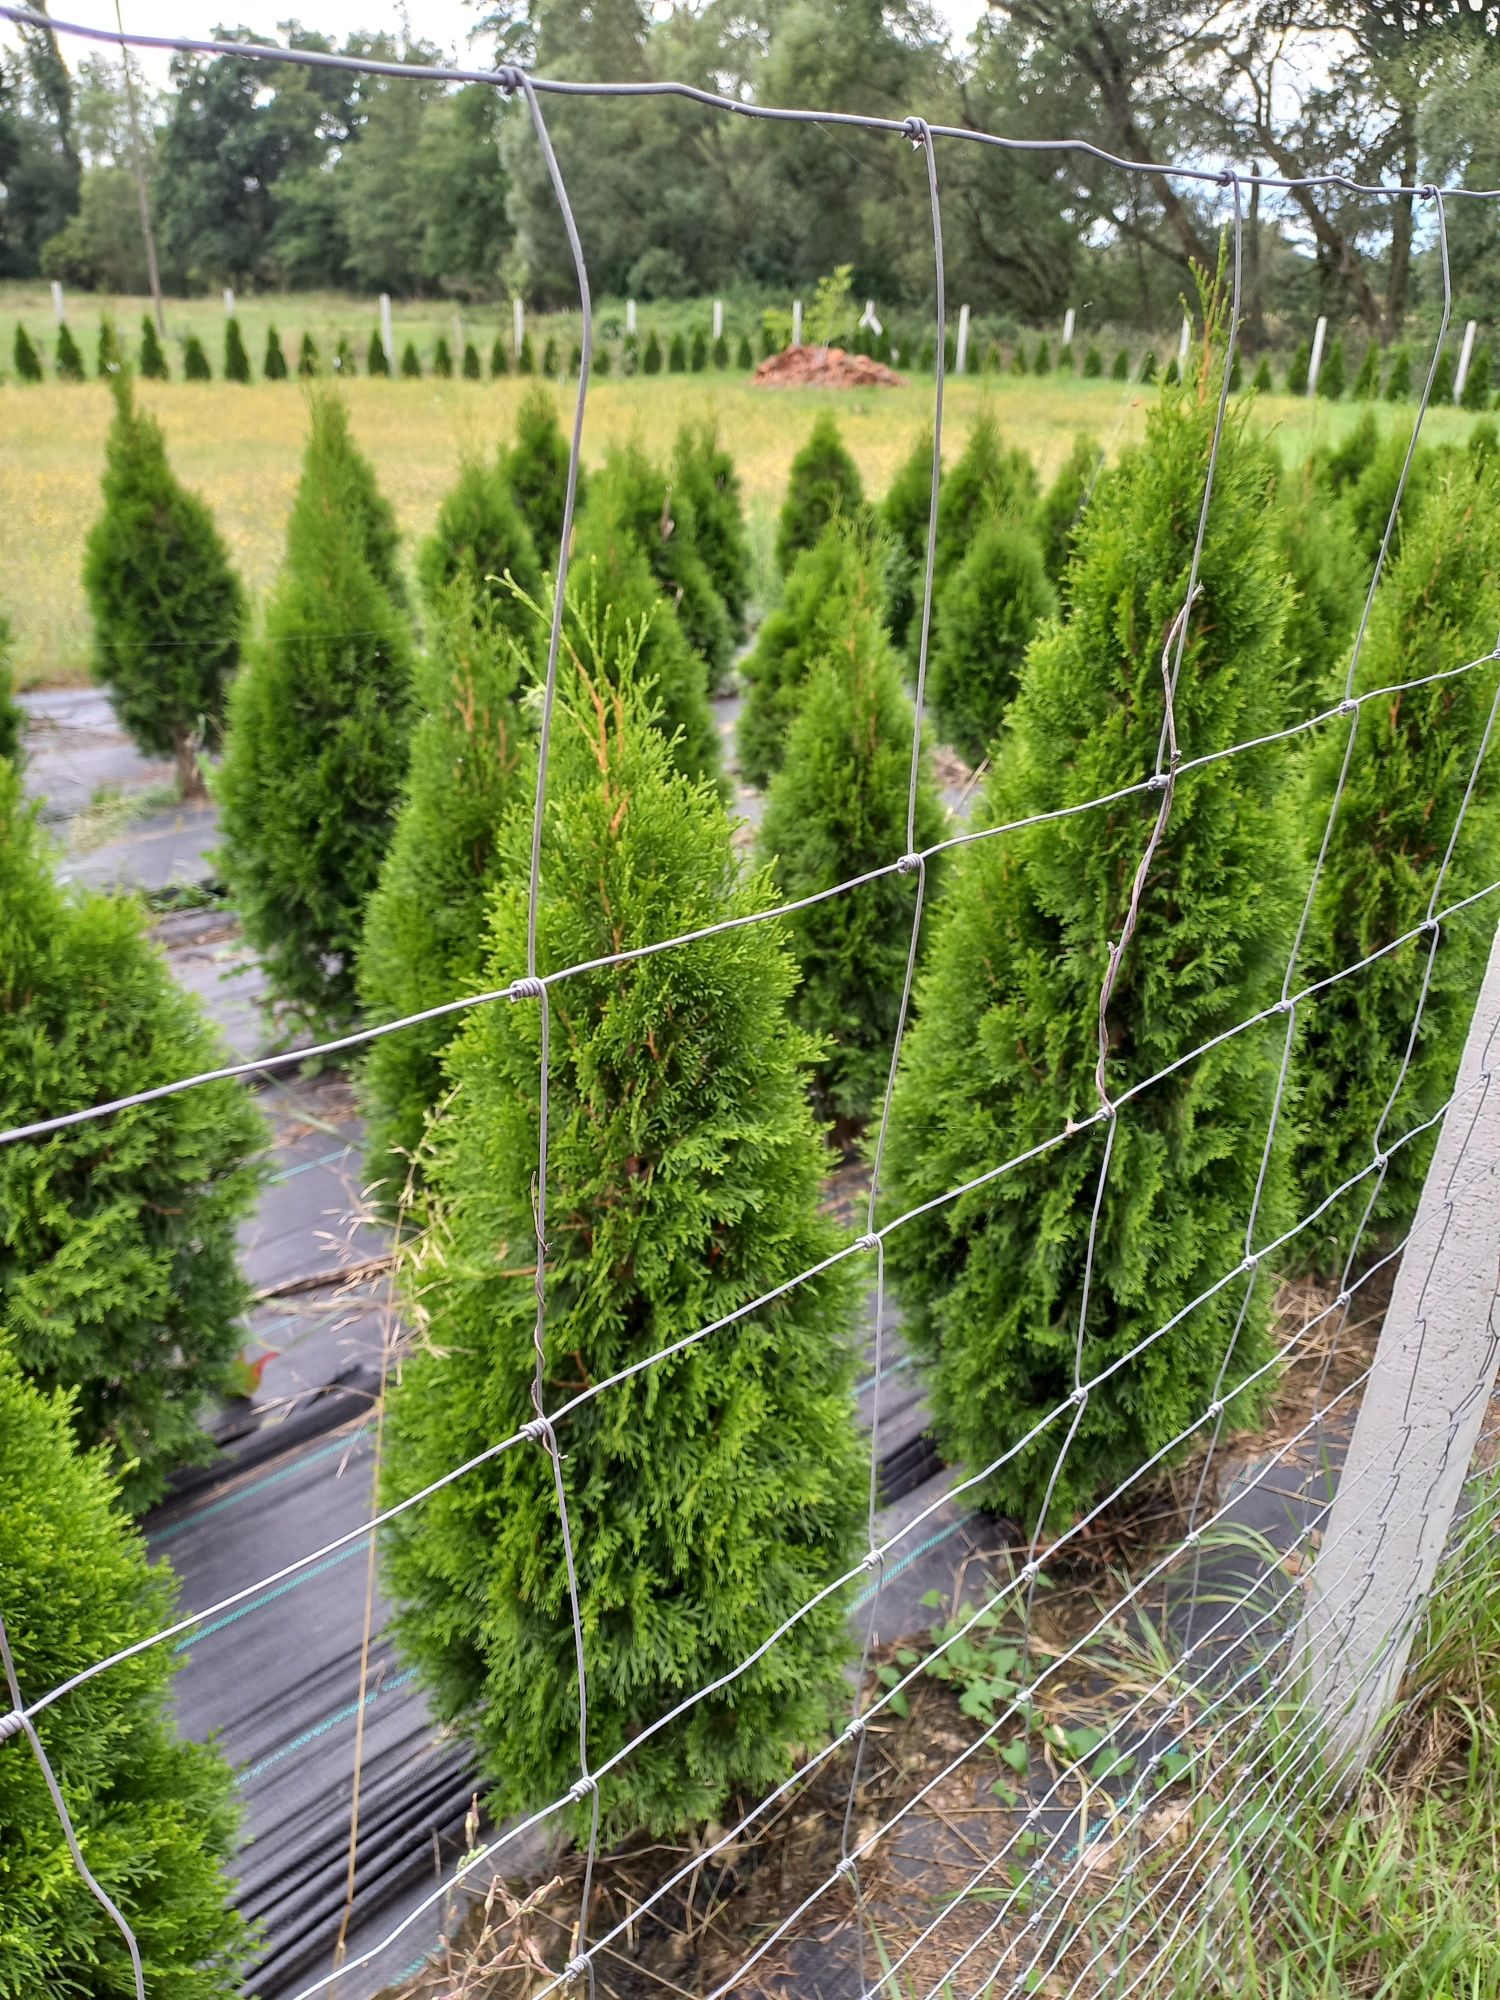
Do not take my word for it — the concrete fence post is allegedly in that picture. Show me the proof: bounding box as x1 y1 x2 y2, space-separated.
1307 315 1327 395
712 298 723 341
379 294 393 365
1178 316 1191 371
1062 305 1076 347
955 302 971 374
51 280 65 325
625 298 637 336
1454 319 1478 403
513 296 525 360
791 298 802 348
223 286 235 319
1298 918 1500 1773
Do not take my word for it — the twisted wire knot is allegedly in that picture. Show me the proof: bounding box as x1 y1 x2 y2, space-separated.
896 851 923 876
564 1954 592 1984
567 1774 598 1803
0 1711 23 1747
520 1417 551 1445
509 975 546 1001
854 1232 881 1255
902 116 928 149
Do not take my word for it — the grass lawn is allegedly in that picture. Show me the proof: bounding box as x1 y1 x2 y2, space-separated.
3 342 1490 688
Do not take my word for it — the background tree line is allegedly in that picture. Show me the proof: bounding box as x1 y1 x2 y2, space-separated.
3 1 1500 330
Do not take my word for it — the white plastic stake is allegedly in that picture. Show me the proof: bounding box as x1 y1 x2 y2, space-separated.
1454 319 1478 404
1062 306 1076 347
626 298 637 336
955 303 971 374
513 297 524 360
712 298 723 341
1178 316 1191 369
51 280 65 325
860 299 883 339
1306 316 1328 396
1300 919 1500 1773
791 299 803 348
380 293 394 365
223 287 235 318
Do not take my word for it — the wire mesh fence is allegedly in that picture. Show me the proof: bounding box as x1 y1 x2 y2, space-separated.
4 9 1500 1999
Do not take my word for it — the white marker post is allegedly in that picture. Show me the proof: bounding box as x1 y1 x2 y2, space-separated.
223 287 235 319
380 293 394 367
625 298 637 337
513 297 524 361
791 299 803 348
1178 316 1191 371
1307 315 1328 397
712 298 723 341
1062 306 1076 348
51 280 65 325
860 299 883 342
955 303 971 375
1454 319 1478 404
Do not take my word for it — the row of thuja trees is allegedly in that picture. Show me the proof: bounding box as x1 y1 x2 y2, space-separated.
6 303 1500 1985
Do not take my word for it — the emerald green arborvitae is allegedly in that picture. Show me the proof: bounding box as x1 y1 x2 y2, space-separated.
928 515 1057 765
0 765 263 1510
183 334 211 380
13 324 42 381
1461 341 1493 410
1138 349 1158 383
1285 340 1311 395
139 315 168 379
933 408 1039 589
739 519 882 789
713 333 729 368
1317 336 1346 399
1431 345 1456 405
0 1353 246 1995
1316 407 1380 495
358 585 531 1193
286 390 407 606
881 428 937 652
298 331 319 377
462 341 481 379
368 329 391 376
380 668 862 1842
1036 433 1103 583
490 334 508 377
1251 354 1273 394
668 330 687 372
217 394 416 1031
879 357 1302 1527
1 610 23 766
504 384 581 557
690 327 707 372
1353 342 1380 400
1345 428 1434 566
1295 463 1500 1262
1083 344 1103 378
563 506 723 791
672 419 752 642
415 453 542 637
538 335 556 376
223 316 251 382
97 320 119 376
1385 346 1412 400
82 373 245 796
642 329 662 374
758 582 944 1129
400 339 422 379
1162 356 1182 386
434 335 454 378
1272 457 1365 710
775 412 865 572
518 333 535 375
1111 348 1130 381
736 332 753 370
55 323 85 380
590 440 732 688
334 335 355 376
263 324 288 379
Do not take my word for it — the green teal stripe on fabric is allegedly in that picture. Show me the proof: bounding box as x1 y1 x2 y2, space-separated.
854 1509 978 1608
235 1667 418 1787
174 1538 367 1651
153 1426 371 1545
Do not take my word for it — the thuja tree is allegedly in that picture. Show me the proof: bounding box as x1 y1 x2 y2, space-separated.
298 331 319 377
927 515 1057 765
218 396 416 1030
381 670 862 1841
56 323 85 380
294 391 406 606
1285 340 1311 395
264 324 288 379
1036 433 1104 583
183 334 211 380
1317 336 1346 399
590 441 733 689
139 314 168 379
1385 346 1413 400
358 584 532 1193
1272 457 1365 710
673 419 752 641
933 409 1039 589
759 585 944 1130
1 612 21 765
775 412 865 571
82 373 245 797
13 323 42 381
879 354 1302 1526
563 508 723 790
739 519 884 788
881 428 937 651
415 453 542 638
1295 462 1500 1260
504 384 582 556
0 1354 246 1996
223 316 251 382
0 764 263 1510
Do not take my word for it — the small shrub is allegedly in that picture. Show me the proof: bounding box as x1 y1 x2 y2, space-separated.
540 334 558 375
297 331 319 377
432 334 454 378
368 329 391 376
504 383 583 556
1431 345 1457 404
668 330 687 372
568 341 582 375
1032 338 1051 374
96 318 119 375
13 323 42 381
381 670 861 1844
1083 343 1103 377
55 322 85 380
83 374 245 795
217 394 416 1030
1384 344 1412 400
1353 342 1380 400
934 408 1039 587
490 334 509 376
881 427 936 651
416 453 542 636
1162 356 1181 385
517 332 535 374
587 441 733 692
643 329 663 373
261 324 286 379
690 327 708 371
0 613 20 766
593 340 612 376
1252 353 1273 393
673 418 752 640
462 340 481 378
776 410 866 572
1057 342 1075 371
400 339 422 379
1036 432 1104 584
759 591 944 1127
1285 339 1311 394
1138 349 1158 382
0 1350 248 1993
1462 341 1492 410
138 317 170 379
713 332 729 368
183 333 211 380
223 316 251 382
1 765 264 1509
928 516 1056 763
1316 335 1346 399
335 334 355 375
736 332 753 369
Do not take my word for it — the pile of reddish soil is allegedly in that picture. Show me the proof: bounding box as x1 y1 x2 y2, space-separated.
754 344 904 388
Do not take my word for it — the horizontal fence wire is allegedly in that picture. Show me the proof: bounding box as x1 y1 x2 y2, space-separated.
4 12 1500 2000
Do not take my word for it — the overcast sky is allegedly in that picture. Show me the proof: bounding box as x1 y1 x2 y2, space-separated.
13 1 994 86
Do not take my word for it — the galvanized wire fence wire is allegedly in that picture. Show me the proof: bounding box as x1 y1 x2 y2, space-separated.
5 13 1500 2000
